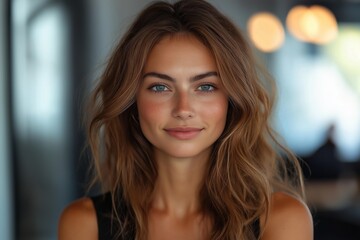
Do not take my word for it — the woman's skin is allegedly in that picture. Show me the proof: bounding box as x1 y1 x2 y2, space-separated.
58 34 313 240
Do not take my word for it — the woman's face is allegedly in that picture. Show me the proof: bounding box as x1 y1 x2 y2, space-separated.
136 34 228 160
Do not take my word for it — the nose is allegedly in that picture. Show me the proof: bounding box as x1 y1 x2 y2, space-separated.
172 92 195 120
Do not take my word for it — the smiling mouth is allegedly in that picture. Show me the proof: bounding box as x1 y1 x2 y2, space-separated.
164 127 203 140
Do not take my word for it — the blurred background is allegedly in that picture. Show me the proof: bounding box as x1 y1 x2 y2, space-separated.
1 0 360 239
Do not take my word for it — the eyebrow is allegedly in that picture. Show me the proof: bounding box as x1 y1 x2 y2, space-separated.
142 71 218 82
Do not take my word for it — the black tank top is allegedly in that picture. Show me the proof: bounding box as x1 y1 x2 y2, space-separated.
91 192 260 239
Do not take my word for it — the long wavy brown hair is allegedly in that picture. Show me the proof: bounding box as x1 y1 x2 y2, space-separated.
87 0 305 239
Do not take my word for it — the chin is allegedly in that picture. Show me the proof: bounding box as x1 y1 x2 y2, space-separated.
156 145 212 160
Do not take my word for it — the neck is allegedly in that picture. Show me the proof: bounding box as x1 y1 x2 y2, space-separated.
151 151 210 218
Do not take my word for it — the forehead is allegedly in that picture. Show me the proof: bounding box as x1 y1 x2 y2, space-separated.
144 34 217 72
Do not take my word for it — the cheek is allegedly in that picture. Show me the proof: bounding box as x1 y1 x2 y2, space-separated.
203 98 228 123
137 98 166 127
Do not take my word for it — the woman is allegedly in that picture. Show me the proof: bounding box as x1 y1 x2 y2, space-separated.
58 1 313 239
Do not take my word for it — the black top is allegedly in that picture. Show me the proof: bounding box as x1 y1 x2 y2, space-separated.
91 192 135 240
91 192 260 239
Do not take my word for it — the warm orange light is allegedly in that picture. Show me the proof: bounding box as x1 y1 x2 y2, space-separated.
286 5 309 41
247 12 285 52
310 5 338 44
286 5 338 44
300 9 320 39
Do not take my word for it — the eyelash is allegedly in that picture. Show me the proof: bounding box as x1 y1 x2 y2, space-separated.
147 83 217 93
196 83 217 92
148 83 170 93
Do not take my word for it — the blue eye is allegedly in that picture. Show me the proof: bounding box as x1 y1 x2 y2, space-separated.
197 84 215 92
149 84 169 92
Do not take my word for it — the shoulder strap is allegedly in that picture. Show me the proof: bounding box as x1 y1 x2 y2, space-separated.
91 192 136 240
91 192 117 240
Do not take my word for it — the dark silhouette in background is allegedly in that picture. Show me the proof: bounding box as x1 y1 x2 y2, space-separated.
302 125 343 180
301 125 360 240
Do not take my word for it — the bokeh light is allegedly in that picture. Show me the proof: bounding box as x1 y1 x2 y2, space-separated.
286 5 338 44
247 12 285 52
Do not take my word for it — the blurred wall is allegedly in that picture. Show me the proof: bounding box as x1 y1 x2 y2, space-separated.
11 1 79 239
0 1 14 240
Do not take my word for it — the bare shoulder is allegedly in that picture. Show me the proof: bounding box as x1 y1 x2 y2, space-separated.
58 197 98 240
261 192 313 240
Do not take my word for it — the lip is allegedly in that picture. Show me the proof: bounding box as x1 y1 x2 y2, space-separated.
164 127 203 140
